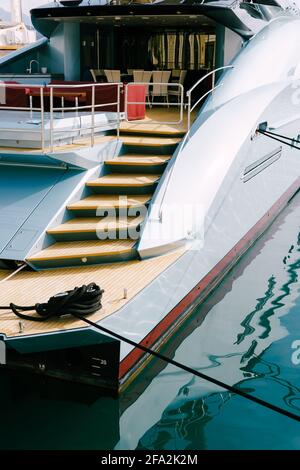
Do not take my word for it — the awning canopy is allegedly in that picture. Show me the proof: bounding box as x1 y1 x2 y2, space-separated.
30 1 253 38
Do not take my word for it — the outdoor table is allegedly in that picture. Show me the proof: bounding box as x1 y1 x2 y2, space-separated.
25 88 87 116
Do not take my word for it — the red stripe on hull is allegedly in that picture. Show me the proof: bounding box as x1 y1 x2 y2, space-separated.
119 178 300 383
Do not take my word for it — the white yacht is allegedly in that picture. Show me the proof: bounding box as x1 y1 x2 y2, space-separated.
0 0 299 392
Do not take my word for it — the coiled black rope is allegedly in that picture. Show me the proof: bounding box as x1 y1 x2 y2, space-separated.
0 283 104 322
1 283 300 423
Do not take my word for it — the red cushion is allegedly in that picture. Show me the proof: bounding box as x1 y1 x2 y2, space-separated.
50 80 125 112
1 82 27 108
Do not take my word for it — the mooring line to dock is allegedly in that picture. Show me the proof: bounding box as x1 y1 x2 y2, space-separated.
73 312 300 423
1 282 300 423
258 129 300 149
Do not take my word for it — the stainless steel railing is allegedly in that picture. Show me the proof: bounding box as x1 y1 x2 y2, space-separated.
48 82 123 152
0 83 45 150
0 67 232 159
0 81 124 153
157 66 234 222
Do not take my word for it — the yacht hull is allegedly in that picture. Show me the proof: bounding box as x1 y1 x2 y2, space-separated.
2 17 300 393
118 178 300 390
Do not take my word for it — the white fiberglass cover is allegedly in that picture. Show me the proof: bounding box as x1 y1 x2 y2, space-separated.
205 16 300 113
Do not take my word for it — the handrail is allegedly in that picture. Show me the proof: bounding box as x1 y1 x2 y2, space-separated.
157 127 191 222
49 82 123 152
0 81 124 152
190 83 222 114
0 79 183 152
187 65 234 130
187 65 234 96
157 66 233 222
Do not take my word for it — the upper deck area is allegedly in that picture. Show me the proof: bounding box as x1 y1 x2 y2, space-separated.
0 78 201 159
0 0 228 156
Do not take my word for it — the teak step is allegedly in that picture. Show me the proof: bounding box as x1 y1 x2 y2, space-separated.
121 136 181 147
67 194 152 212
87 173 160 188
120 125 185 137
27 239 137 268
105 155 171 167
48 216 144 240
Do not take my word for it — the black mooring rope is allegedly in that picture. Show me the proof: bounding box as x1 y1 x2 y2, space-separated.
257 129 300 150
72 312 300 423
1 283 300 423
260 129 300 143
0 283 104 322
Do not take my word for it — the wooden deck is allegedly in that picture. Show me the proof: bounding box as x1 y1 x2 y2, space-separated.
0 248 184 338
105 155 171 166
67 194 152 211
120 107 195 136
86 173 161 188
120 135 181 147
0 134 180 154
0 270 13 282
0 134 117 155
47 216 144 236
28 239 137 262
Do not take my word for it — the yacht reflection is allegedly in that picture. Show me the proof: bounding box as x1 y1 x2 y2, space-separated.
134 217 300 450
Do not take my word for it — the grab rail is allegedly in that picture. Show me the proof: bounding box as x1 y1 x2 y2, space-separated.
157 65 234 222
187 65 234 130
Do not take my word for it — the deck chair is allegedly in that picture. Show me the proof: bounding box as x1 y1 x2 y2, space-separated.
90 69 106 83
151 70 171 106
104 70 121 83
171 69 181 80
168 70 187 105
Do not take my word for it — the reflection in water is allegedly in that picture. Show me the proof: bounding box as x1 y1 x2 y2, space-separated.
235 275 276 345
135 197 300 450
138 390 231 450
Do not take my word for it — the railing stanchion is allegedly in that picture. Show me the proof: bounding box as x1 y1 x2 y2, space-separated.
40 86 45 152
124 83 128 122
117 83 121 140
50 86 54 152
30 95 33 119
61 96 65 118
187 92 191 131
179 84 184 127
75 97 78 118
91 84 95 147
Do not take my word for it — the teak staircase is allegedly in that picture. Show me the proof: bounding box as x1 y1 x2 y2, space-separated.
27 132 182 270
